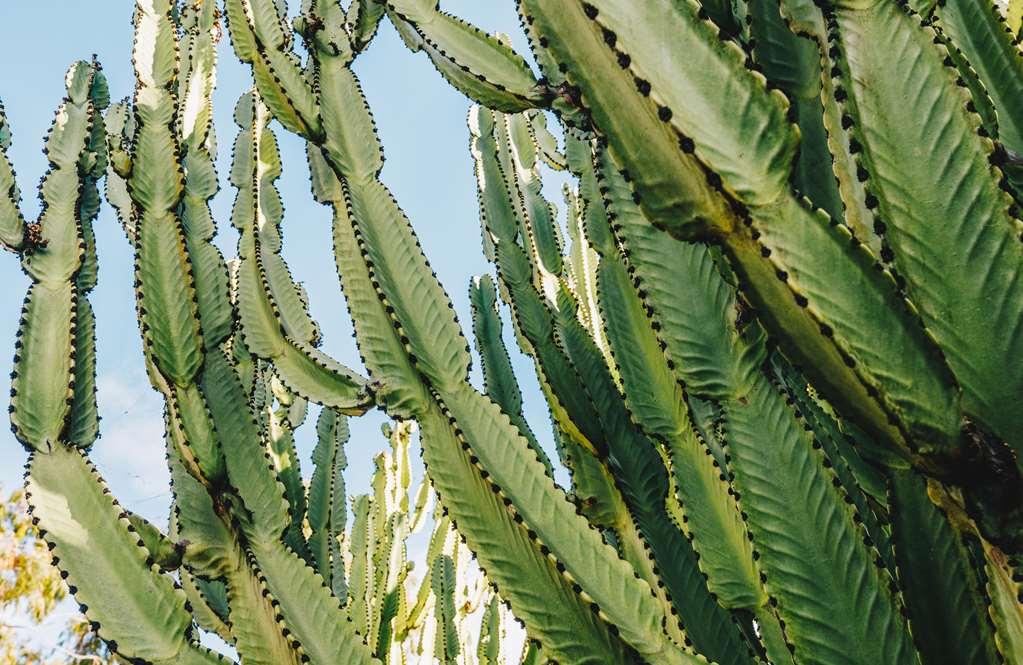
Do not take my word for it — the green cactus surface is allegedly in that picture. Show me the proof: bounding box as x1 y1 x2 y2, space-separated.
2 0 1022 663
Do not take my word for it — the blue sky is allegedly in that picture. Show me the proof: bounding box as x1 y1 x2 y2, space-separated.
0 0 566 648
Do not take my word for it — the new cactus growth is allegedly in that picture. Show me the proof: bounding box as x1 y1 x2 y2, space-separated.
2 0 1022 663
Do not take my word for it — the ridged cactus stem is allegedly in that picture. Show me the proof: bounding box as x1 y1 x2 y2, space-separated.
514 0 1023 549
6 58 228 665
226 2 699 662
470 104 755 664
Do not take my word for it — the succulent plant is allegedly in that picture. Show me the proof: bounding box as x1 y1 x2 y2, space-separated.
3 0 1022 663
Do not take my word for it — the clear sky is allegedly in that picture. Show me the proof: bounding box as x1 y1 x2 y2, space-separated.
0 0 566 649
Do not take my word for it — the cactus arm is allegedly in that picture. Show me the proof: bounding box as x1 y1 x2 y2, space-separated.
593 124 957 470
126 511 183 571
27 445 224 664
887 470 1002 665
405 513 449 634
470 110 603 452
564 186 611 358
476 595 502 665
468 274 552 474
722 372 917 664
11 284 77 450
439 383 707 664
516 0 734 240
590 0 966 456
829 0 1023 460
502 112 564 282
341 178 472 392
199 352 351 662
103 101 136 240
582 1 798 210
517 0 976 484
596 255 762 611
552 295 756 664
200 347 291 543
345 0 386 54
228 6 687 661
416 404 635 665
0 102 24 251
124 0 237 487
67 296 99 450
746 0 845 224
384 1 549 113
130 0 206 388
529 110 566 171
329 426 350 601
202 350 379 665
9 62 104 452
570 134 762 614
348 494 373 635
772 1 881 254
1009 0 1023 36
592 133 918 662
979 539 1023 661
933 0 1023 154
473 106 752 663
430 553 459 664
231 92 370 412
223 555 308 665
260 375 310 558
168 415 310 664
770 356 896 575
308 408 349 591
313 156 430 418
180 571 234 644
177 1 234 350
224 0 322 140
570 133 764 614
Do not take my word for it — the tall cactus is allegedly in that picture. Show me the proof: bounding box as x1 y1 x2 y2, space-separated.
2 0 1022 664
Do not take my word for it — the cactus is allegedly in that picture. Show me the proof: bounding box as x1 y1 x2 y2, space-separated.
2 0 1022 664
